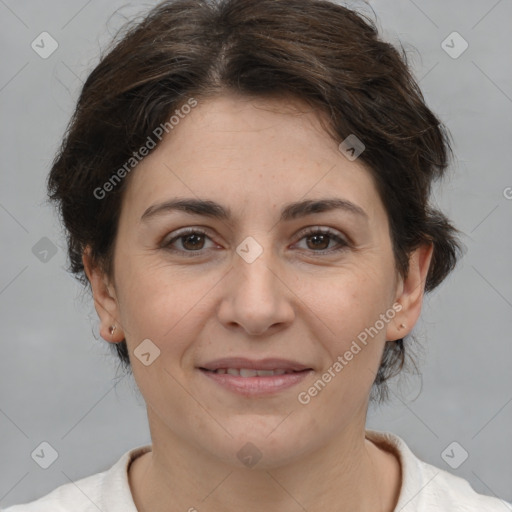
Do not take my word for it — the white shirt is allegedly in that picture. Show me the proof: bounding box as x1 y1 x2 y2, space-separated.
3 430 510 511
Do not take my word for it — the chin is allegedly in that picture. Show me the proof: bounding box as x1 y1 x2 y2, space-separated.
202 420 318 470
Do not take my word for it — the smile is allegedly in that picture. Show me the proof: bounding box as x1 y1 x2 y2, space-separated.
203 368 300 376
198 367 313 396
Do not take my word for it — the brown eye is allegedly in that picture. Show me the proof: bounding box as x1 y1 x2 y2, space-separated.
162 228 215 255
295 227 349 254
306 233 331 251
180 233 206 251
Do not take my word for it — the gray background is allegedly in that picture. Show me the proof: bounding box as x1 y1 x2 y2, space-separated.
1 0 511 507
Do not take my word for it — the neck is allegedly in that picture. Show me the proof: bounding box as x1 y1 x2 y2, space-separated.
129 413 401 512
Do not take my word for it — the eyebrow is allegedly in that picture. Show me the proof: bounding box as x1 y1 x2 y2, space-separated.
140 197 368 224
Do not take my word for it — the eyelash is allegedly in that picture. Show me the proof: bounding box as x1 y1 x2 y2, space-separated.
161 227 349 257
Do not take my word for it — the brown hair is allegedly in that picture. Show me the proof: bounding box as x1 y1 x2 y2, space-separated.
47 0 461 401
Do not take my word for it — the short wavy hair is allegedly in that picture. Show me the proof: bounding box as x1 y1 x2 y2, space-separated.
47 0 462 402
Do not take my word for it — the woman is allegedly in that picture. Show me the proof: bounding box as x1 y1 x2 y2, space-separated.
5 0 510 510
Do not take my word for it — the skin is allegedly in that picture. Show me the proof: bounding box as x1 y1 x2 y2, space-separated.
84 94 433 512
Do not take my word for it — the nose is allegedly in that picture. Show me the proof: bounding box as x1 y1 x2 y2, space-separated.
216 245 295 336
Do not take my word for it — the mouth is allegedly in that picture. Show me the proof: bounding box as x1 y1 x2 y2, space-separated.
200 367 308 376
197 358 313 396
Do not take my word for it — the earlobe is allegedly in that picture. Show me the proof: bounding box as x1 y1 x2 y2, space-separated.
82 247 124 343
386 243 434 341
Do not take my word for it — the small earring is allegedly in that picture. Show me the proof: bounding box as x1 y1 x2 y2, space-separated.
109 325 117 336
399 323 406 329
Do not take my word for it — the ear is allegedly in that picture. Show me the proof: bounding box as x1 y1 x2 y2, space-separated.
82 246 124 344
386 243 433 341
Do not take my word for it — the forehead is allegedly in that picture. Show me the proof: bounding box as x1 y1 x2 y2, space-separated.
121 94 383 224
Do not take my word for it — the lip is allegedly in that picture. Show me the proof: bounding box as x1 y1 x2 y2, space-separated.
197 357 313 397
199 357 312 372
199 368 313 396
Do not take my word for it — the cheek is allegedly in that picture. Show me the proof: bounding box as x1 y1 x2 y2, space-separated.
114 254 215 353
303 262 395 338
295 270 393 416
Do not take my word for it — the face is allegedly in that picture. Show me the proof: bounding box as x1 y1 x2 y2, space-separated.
86 94 430 469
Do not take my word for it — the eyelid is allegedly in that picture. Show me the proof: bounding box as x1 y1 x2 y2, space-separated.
161 225 351 256
161 226 210 242
158 226 215 256
294 225 348 242
292 226 350 252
